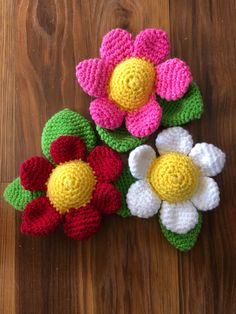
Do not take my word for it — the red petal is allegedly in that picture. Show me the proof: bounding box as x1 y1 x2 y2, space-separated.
91 182 121 214
20 157 53 191
50 136 87 164
87 146 123 182
64 205 102 240
21 196 62 236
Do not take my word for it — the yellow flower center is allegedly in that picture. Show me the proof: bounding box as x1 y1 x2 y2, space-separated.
147 152 200 203
108 57 156 112
47 160 96 213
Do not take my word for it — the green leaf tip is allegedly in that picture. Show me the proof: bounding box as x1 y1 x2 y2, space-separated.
3 177 45 211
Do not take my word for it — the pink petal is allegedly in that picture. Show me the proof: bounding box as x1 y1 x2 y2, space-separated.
76 58 111 97
100 29 133 66
156 58 192 101
133 29 170 65
89 98 124 129
125 96 162 137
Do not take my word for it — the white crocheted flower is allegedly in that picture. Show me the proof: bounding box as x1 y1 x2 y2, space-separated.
127 127 226 234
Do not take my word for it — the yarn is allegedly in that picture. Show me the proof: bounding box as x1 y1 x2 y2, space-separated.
155 126 193 155
4 108 124 241
64 205 102 240
91 182 121 214
96 124 148 153
126 127 225 247
90 98 124 130
76 58 112 97
126 180 161 218
159 211 202 252
156 58 192 101
133 29 170 65
129 145 156 180
3 177 45 211
21 196 62 236
159 201 199 234
41 109 96 163
125 95 162 137
20 156 54 191
189 143 226 177
47 160 97 213
87 146 123 182
191 177 220 211
109 57 156 112
50 135 87 164
115 165 136 217
159 81 204 127
147 152 200 203
100 28 133 66
76 28 193 141
18 141 122 239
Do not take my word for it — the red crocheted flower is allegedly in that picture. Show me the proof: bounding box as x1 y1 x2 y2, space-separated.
19 136 122 240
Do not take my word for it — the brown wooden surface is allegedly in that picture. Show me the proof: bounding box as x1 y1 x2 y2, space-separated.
0 0 236 313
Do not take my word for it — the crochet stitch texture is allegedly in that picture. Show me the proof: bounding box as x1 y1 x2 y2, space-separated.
96 124 148 153
126 127 225 249
3 177 45 211
159 81 204 127
147 152 200 203
159 212 203 251
76 28 192 139
115 165 136 217
41 109 96 163
4 110 123 240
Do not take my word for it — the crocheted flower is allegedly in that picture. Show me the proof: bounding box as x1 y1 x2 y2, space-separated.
4 109 123 240
127 127 225 235
76 29 192 138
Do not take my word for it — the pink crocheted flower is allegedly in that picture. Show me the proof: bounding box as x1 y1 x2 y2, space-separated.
76 29 192 138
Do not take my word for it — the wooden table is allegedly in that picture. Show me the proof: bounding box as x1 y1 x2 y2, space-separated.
1 1 236 313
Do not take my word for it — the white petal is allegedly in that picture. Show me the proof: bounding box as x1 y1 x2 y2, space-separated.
191 177 220 211
189 143 226 176
128 145 156 179
160 201 198 234
126 180 161 218
155 127 193 155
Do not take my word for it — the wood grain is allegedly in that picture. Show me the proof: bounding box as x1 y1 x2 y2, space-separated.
170 1 236 313
0 0 236 313
0 184 15 314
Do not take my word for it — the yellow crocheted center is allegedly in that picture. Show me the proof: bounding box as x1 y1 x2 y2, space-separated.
47 160 96 214
147 152 200 203
108 57 156 112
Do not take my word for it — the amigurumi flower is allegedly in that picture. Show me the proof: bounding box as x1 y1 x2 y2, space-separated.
4 109 123 240
76 29 192 138
127 127 225 235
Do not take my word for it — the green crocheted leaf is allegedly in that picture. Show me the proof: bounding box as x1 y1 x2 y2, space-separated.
158 81 204 127
41 109 96 162
159 211 203 252
3 177 45 211
115 165 136 217
96 124 148 153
